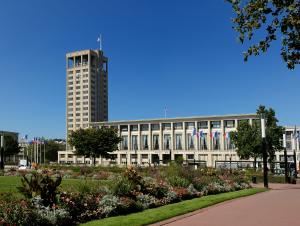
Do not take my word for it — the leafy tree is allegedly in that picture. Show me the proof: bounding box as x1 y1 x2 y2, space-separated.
227 0 300 69
45 140 65 162
230 105 284 169
0 135 20 169
68 127 122 166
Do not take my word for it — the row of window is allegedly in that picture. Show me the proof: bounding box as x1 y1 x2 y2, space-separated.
120 134 235 151
68 90 89 96
67 107 89 111
68 112 89 117
68 118 89 122
118 120 254 132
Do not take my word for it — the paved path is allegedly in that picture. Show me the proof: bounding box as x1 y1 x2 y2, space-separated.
151 183 300 226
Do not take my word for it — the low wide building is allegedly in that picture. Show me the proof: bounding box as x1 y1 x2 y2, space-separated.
58 113 300 168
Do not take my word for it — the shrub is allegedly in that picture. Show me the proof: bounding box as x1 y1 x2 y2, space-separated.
167 176 190 188
99 194 120 217
112 177 135 197
136 194 157 209
19 171 62 206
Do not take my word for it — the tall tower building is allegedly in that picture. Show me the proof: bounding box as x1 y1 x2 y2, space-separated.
66 49 108 140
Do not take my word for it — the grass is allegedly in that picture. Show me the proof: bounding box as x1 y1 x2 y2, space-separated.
81 187 267 226
0 176 112 195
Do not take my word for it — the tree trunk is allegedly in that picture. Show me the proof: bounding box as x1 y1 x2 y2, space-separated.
93 156 96 166
254 156 257 171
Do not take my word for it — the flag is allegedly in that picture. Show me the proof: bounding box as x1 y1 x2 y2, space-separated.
192 128 196 136
214 131 219 138
294 126 297 139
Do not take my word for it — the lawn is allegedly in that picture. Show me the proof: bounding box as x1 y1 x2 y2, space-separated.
0 176 112 195
81 187 267 226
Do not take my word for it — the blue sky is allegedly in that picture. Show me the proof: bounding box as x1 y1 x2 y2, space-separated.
0 0 299 139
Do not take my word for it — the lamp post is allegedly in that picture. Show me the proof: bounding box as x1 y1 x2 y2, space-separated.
283 132 289 183
261 114 268 188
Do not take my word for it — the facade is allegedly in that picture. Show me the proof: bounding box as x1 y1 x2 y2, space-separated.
66 49 108 144
58 114 300 167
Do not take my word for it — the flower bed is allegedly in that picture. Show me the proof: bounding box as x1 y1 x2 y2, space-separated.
0 164 250 225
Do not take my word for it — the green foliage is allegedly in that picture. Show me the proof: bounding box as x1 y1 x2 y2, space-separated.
231 105 284 161
227 0 300 69
68 127 122 165
113 177 134 197
19 171 62 206
167 176 190 188
45 140 65 162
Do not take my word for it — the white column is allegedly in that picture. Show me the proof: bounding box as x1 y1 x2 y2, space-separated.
182 122 186 151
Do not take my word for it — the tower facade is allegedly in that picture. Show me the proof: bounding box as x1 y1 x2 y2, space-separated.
66 49 108 141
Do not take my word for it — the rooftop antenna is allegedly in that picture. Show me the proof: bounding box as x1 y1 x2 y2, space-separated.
97 34 102 51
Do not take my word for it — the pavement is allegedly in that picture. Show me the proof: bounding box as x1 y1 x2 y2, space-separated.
150 183 300 226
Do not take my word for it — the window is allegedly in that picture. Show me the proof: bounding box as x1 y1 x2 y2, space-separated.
175 134 182 150
163 134 171 150
68 81 73 85
211 121 221 128
83 79 88 83
198 121 208 129
212 131 220 150
199 132 207 150
131 135 138 150
83 118 88 121
83 112 88 116
76 86 80 89
153 135 159 150
162 123 171 130
185 122 195 130
76 97 80 100
140 124 149 131
76 107 81 111
130 125 138 131
187 154 194 160
141 135 148 150
174 122 183 130
76 102 80 106
69 87 73 90
83 96 88 99
187 134 195 150
121 136 128 150
68 119 73 122
225 120 235 128
224 132 235 150
120 125 128 132
83 107 88 110
83 85 88 89
68 113 73 117
68 92 73 95
83 90 88 94
68 103 73 106
151 124 160 131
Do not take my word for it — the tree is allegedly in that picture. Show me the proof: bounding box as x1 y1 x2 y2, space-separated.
68 127 122 166
230 105 284 169
45 140 65 162
227 0 300 69
0 135 20 169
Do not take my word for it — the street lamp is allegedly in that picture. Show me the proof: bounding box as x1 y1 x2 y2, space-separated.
283 132 289 183
260 114 268 188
